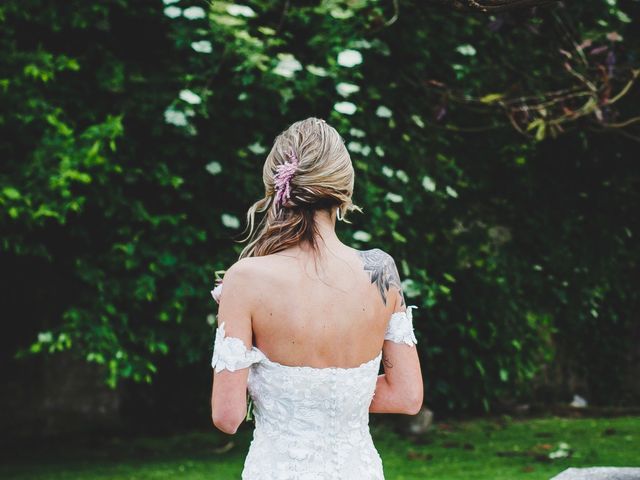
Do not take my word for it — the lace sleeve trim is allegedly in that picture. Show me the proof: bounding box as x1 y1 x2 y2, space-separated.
211 321 266 373
211 283 223 304
384 305 418 346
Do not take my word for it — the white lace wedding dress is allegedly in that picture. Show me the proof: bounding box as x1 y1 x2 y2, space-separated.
211 284 418 480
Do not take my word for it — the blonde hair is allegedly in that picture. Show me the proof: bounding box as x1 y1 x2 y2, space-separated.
238 117 362 259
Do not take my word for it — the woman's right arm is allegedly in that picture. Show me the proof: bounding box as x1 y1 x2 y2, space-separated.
369 337 423 414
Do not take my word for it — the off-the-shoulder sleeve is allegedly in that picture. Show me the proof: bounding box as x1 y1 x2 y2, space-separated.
211 282 223 304
384 305 418 346
211 321 266 373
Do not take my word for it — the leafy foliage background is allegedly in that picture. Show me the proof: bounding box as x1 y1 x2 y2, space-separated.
1 0 638 418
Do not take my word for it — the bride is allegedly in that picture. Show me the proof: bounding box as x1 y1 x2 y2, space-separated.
210 117 423 479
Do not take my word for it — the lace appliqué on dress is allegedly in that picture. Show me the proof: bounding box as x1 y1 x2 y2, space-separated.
211 321 266 373
384 305 418 346
243 347 384 480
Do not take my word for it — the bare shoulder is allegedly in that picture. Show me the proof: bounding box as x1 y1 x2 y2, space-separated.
222 255 281 290
222 257 249 278
355 248 405 308
216 258 265 312
223 256 265 283
218 258 250 293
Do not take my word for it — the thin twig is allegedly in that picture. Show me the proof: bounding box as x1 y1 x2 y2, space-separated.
427 0 560 12
276 0 290 35
385 0 400 27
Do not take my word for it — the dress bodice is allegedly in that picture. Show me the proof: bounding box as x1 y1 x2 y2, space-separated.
210 283 418 480
245 344 384 479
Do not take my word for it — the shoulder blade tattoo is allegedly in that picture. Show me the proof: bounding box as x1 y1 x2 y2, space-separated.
357 249 405 307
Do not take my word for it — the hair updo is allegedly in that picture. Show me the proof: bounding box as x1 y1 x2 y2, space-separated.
238 117 362 259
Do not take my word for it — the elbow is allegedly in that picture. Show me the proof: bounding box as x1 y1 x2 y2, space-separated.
212 417 240 435
211 409 245 435
405 390 424 415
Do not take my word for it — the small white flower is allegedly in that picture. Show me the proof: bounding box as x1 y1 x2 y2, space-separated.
456 44 477 56
248 142 266 155
221 213 240 229
183 6 206 19
273 53 302 78
191 40 213 53
336 82 360 97
38 332 53 343
205 161 222 175
375 146 385 157
164 108 188 126
163 0 179 4
382 166 394 178
402 279 421 298
396 170 409 183
446 186 458 198
548 443 571 460
334 101 356 115
376 105 392 118
385 192 403 203
422 176 436 192
570 394 588 408
350 128 366 138
347 141 362 153
306 65 328 77
164 6 182 18
353 231 372 242
361 145 371 156
351 39 372 49
226 4 256 17
179 89 202 105
337 49 362 68
411 114 425 128
330 8 353 19
616 10 631 23
206 314 216 326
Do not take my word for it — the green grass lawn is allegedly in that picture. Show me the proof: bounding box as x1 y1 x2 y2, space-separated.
2 415 638 479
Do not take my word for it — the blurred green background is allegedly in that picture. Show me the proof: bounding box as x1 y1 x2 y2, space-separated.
1 0 639 477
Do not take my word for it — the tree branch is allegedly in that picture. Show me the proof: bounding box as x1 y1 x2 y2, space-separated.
427 0 560 12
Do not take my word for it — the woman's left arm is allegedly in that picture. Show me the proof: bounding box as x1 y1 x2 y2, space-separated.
210 261 255 434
